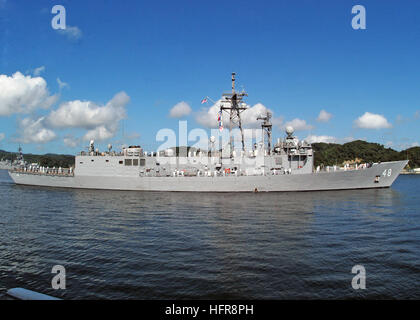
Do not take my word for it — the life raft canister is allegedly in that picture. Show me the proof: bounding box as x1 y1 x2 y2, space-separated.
224 168 231 174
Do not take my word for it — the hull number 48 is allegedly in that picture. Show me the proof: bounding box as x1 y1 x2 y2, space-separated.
383 169 392 177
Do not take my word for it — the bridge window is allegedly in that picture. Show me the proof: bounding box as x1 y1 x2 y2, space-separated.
133 159 139 166
119 161 123 165
140 159 146 166
125 159 132 166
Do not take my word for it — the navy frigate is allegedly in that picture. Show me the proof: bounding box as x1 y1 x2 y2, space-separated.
1 146 25 170
9 74 407 192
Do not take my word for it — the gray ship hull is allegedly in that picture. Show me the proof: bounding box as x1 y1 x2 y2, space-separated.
8 160 408 192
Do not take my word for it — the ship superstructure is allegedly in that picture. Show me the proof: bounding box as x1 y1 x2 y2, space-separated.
8 74 408 192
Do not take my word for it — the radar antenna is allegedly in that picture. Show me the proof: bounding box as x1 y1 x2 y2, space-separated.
220 72 248 158
257 111 273 155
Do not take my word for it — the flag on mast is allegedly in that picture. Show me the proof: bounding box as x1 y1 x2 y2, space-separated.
218 110 223 131
201 97 208 104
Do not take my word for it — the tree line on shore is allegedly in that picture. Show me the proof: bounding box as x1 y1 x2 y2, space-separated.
0 150 75 168
312 140 419 168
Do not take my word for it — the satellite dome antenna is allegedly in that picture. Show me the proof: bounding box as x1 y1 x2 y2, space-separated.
286 126 294 137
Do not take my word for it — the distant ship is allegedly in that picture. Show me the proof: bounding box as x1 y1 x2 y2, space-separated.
0 160 12 170
9 74 408 192
1 146 25 170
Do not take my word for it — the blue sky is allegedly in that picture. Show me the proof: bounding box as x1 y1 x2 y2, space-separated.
1 0 420 154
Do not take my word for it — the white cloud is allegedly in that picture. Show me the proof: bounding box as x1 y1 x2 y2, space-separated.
63 135 79 148
305 135 337 144
354 112 392 129
57 77 69 90
241 103 276 128
33 66 45 76
47 91 130 141
83 126 116 141
0 72 58 116
126 132 141 140
169 101 192 118
317 109 333 122
57 26 82 41
195 100 280 129
16 117 56 144
341 136 357 143
393 141 420 150
283 118 314 131
0 133 5 141
305 135 356 144
195 100 222 128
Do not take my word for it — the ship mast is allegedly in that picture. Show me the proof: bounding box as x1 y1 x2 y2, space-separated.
257 111 273 155
220 73 248 158
16 145 24 162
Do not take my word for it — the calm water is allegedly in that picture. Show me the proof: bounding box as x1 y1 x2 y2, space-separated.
0 169 419 299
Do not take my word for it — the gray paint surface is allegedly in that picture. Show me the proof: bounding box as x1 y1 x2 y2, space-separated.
9 160 408 192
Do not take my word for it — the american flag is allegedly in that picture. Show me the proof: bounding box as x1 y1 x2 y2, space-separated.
201 97 208 104
218 110 223 131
